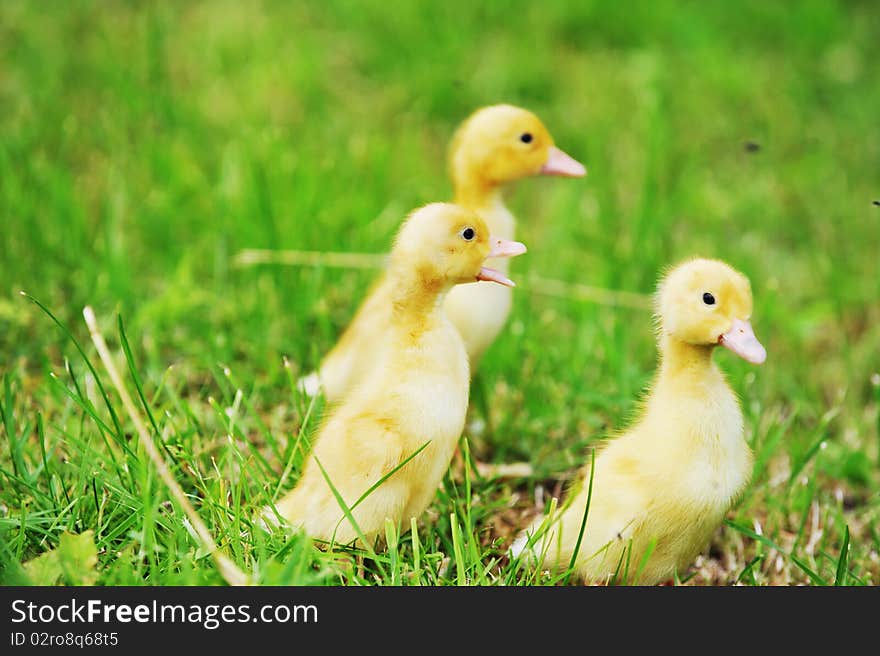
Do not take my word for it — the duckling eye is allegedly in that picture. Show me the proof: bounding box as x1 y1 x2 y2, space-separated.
460 227 476 241
702 292 716 305
519 132 533 144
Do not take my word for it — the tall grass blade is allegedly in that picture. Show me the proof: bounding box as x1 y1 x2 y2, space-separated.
834 525 850 586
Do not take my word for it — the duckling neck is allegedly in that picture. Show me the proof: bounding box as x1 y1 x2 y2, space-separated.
657 335 718 385
453 178 514 239
389 266 452 340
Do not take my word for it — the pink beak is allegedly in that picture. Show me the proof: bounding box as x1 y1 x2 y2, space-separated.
476 237 527 287
719 318 767 365
540 146 586 177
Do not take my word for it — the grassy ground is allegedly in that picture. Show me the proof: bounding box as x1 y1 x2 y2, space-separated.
1 0 878 585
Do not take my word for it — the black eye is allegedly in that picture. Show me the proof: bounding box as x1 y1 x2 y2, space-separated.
702 292 716 305
519 133 533 144
461 227 476 241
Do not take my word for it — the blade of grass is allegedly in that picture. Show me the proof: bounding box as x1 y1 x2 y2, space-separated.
610 539 631 586
564 448 596 584
461 437 474 531
232 249 652 309
233 248 388 269
410 517 422 586
724 519 785 552
117 315 161 437
311 456 388 578
384 518 400 586
791 554 828 585
632 536 658 585
0 375 25 480
834 525 850 586
735 554 765 585
450 512 466 586
349 441 431 513
35 412 58 506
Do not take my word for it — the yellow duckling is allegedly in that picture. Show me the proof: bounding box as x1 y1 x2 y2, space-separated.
299 104 584 400
266 203 526 545
510 258 766 584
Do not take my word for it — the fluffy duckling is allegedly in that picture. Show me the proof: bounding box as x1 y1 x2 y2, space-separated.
444 104 586 368
510 258 766 585
266 203 526 546
299 104 584 400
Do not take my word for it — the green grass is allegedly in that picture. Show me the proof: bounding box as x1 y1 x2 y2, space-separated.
1 0 879 585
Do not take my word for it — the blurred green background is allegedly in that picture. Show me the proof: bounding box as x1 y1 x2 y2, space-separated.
1 0 878 584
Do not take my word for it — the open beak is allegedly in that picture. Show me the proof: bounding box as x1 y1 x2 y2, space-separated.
540 146 586 177
719 318 767 365
476 237 527 287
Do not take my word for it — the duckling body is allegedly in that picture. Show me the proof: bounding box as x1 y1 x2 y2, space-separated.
274 308 469 545
270 203 526 545
511 258 766 584
299 105 584 401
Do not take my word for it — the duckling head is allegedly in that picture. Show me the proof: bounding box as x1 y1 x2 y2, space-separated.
449 104 586 192
391 203 527 290
656 258 767 364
